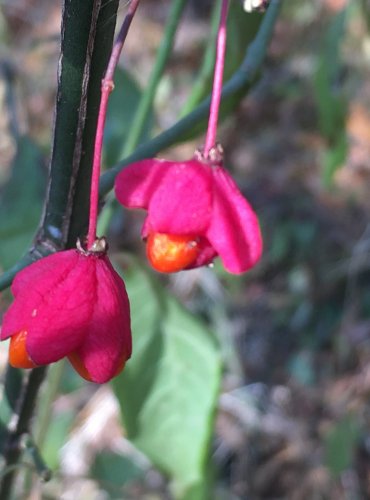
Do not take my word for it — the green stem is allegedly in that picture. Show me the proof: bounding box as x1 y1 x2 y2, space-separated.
123 0 187 156
0 367 47 500
24 436 52 482
63 0 121 248
0 1 120 498
36 0 114 249
99 0 282 197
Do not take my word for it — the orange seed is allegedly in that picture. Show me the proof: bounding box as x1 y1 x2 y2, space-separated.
9 331 38 369
146 233 200 273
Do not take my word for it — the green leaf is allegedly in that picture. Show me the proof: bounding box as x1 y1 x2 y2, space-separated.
288 351 315 386
313 8 348 141
225 3 262 78
324 414 360 477
41 410 74 470
360 0 370 31
112 258 222 499
59 361 88 394
104 67 153 168
0 136 45 270
322 131 348 187
91 451 143 494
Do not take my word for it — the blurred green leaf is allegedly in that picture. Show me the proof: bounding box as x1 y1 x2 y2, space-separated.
269 224 290 263
91 451 143 495
288 351 315 385
314 8 347 139
313 7 348 186
59 361 87 395
0 11 8 44
41 411 74 470
225 3 262 78
324 414 360 478
322 131 347 188
104 67 153 168
360 0 370 31
0 136 45 270
112 258 221 499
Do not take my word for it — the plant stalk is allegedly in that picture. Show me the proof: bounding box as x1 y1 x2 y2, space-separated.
0 1 120 497
0 368 47 500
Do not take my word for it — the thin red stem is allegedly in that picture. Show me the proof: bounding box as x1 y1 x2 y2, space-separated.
87 0 141 249
203 0 229 158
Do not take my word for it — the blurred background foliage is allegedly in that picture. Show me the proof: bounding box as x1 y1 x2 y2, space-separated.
1 0 370 498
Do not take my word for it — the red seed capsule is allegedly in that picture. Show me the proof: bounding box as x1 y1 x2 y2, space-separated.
68 351 127 382
1 242 132 383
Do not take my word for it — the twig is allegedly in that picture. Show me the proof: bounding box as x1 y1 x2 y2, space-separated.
0 368 47 500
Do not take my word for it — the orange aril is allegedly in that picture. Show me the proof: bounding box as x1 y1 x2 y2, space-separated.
9 331 38 369
146 233 200 273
